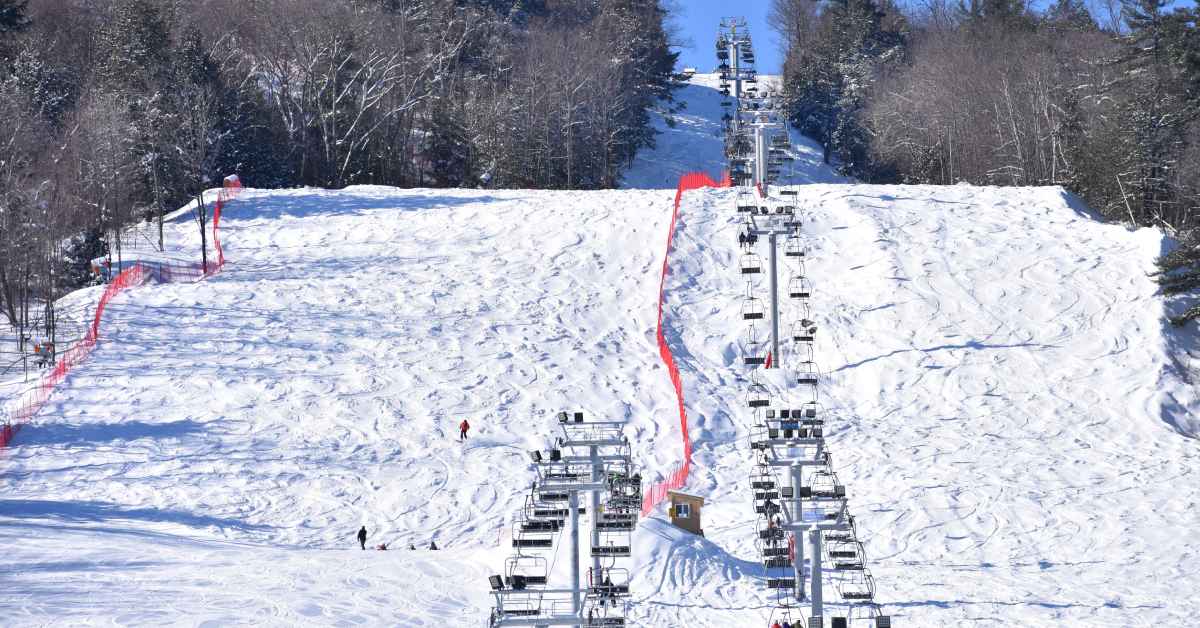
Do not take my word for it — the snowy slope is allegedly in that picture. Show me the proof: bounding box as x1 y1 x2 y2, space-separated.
0 186 686 625
621 74 845 188
2 71 1198 628
632 183 1200 626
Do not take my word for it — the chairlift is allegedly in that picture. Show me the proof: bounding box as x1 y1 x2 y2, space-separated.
740 252 763 275
587 566 631 595
749 467 777 491
828 539 866 571
767 609 800 628
838 569 877 601
741 326 767 366
505 555 549 587
591 535 631 557
791 319 817 343
788 275 811 299
807 470 843 500
796 359 820 389
747 382 771 408
742 296 765 322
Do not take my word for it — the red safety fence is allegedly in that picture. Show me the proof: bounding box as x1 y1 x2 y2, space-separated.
1 180 242 448
642 171 731 516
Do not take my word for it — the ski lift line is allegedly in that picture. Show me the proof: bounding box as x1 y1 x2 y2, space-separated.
722 165 891 623
1 179 243 449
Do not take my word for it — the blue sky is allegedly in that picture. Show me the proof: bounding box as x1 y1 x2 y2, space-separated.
667 0 1199 75
669 1 785 75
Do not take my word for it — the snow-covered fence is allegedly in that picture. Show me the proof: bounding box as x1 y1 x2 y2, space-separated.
0 179 242 448
641 171 730 516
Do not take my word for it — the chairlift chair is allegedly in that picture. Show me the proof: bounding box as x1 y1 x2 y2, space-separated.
828 539 866 571
741 252 763 275
741 296 766 322
740 326 768 366
749 467 777 492
747 382 771 409
788 275 811 299
838 569 877 601
587 566 631 597
505 555 549 587
591 528 632 557
796 359 820 390
784 237 805 259
791 319 817 344
798 401 823 424
807 470 843 500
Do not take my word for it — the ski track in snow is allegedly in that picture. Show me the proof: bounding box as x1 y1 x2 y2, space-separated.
1 74 1198 626
625 183 1200 626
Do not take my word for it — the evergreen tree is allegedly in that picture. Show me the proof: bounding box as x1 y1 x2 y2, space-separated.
59 228 108 291
1044 0 1097 32
424 102 473 186
1117 0 1193 226
1157 233 1200 324
780 0 906 175
958 0 1032 28
0 0 29 63
96 0 172 94
0 0 29 37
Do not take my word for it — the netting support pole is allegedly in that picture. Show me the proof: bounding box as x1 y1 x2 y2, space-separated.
768 231 780 369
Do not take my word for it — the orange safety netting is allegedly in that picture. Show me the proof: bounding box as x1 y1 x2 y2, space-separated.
1 181 242 448
642 171 731 516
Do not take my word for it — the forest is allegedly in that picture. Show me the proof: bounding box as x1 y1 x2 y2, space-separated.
0 0 676 347
770 0 1200 322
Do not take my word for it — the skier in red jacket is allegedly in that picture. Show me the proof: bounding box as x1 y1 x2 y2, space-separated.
459 419 470 441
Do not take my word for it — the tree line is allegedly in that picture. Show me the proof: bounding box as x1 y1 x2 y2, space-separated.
770 0 1200 323
0 0 676 354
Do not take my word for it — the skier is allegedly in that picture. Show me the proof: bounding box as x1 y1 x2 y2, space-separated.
459 419 470 441
429 539 439 550
771 622 782 628
357 525 367 550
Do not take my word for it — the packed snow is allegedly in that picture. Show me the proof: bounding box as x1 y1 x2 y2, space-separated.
622 74 845 189
2 73 1199 627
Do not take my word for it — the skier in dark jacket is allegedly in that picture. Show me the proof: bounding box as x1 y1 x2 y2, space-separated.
429 539 439 550
357 526 367 550
459 419 470 441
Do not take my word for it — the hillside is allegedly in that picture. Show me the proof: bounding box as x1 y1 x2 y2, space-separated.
2 74 1198 627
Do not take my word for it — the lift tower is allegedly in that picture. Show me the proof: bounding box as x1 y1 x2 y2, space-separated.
488 412 641 628
737 187 894 628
